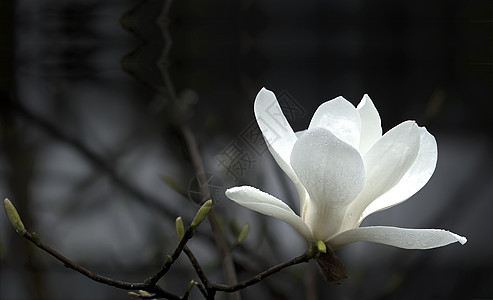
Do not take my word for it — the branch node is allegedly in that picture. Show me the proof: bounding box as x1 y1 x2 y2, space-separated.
31 232 42 246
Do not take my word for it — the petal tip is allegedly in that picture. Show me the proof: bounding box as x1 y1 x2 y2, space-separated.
257 87 274 97
357 94 370 109
254 88 278 115
455 234 467 245
225 186 247 197
224 189 233 197
357 94 376 109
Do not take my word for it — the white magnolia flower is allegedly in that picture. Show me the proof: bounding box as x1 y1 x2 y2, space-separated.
226 88 467 250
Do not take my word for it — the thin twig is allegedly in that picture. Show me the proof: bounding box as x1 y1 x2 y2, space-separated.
195 281 209 299
210 244 318 293
181 237 319 296
17 220 205 300
13 210 320 300
145 225 196 285
20 231 179 299
183 246 210 288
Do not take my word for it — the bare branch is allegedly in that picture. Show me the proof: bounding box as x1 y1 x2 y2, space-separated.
210 244 319 293
19 231 179 298
10 202 322 299
145 223 197 285
12 209 202 300
183 246 210 289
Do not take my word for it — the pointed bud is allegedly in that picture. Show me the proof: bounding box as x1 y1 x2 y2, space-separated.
191 200 212 228
175 217 185 242
128 292 140 298
236 224 250 244
186 280 195 293
138 290 152 297
167 255 173 263
3 198 26 236
316 240 327 253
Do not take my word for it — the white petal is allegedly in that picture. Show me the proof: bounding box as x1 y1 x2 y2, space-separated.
308 96 361 149
225 186 313 241
328 226 467 249
254 88 306 208
362 127 437 218
254 88 298 179
291 128 365 240
345 121 421 228
357 94 382 155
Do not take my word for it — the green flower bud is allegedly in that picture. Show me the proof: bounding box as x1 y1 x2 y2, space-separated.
3 198 26 236
138 290 152 296
316 240 327 253
175 217 185 242
191 200 212 228
236 224 250 244
128 292 140 298
186 280 195 293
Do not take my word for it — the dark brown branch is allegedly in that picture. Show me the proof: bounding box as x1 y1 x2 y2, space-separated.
14 210 321 300
210 245 318 293
183 246 210 288
180 237 319 296
145 225 196 285
195 282 209 299
17 219 206 300
20 231 180 299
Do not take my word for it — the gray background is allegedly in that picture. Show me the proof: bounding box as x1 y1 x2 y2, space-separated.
1 0 492 299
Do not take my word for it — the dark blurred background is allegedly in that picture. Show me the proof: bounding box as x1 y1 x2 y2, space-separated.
1 0 492 299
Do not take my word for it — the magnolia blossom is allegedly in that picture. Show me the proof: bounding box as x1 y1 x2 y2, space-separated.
226 88 467 250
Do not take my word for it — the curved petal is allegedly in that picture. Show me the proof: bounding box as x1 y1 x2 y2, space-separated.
254 88 298 180
308 96 361 149
294 181 310 221
361 127 437 219
344 121 421 228
291 128 365 240
254 88 306 208
225 186 313 241
357 94 382 155
328 226 467 249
